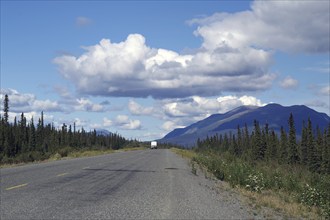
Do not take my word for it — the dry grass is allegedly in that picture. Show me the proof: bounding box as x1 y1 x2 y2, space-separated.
117 147 147 152
65 147 145 158
1 147 146 168
67 149 115 158
238 188 320 219
170 148 196 159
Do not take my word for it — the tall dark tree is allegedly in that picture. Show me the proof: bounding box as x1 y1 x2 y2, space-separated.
243 123 250 149
36 112 45 152
279 126 288 164
252 120 264 160
288 113 299 164
13 117 20 155
29 117 36 151
314 126 324 173
2 94 10 157
3 94 9 124
265 130 277 161
236 125 242 156
321 124 330 174
300 121 308 165
319 126 329 174
0 115 4 154
306 118 318 172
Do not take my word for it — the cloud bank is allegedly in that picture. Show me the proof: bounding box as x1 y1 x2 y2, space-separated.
191 1 329 53
127 95 266 132
114 115 141 130
54 34 273 98
0 88 108 114
0 89 61 113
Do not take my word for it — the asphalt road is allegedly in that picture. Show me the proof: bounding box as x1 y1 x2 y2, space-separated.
1 149 252 219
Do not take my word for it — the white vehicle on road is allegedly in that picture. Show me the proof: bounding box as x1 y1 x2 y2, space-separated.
150 141 157 149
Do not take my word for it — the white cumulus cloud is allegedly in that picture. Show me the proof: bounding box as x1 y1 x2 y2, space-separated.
75 98 105 112
280 76 298 89
114 115 141 130
191 1 329 53
162 120 185 132
159 95 266 131
103 117 113 127
0 88 62 113
54 30 274 98
125 95 265 133
128 100 154 115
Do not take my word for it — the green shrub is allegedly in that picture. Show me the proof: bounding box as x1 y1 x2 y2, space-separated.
1 156 14 164
191 162 197 175
284 174 301 192
300 184 324 208
321 202 330 218
271 170 284 190
57 147 73 157
193 149 330 218
299 181 330 218
49 152 63 160
28 151 43 161
227 162 253 187
245 172 265 193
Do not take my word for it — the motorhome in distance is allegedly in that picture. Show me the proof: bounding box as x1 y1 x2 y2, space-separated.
150 141 157 149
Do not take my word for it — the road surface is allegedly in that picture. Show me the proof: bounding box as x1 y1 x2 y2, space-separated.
1 149 252 219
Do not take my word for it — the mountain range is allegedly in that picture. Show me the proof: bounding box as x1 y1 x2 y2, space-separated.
159 103 330 147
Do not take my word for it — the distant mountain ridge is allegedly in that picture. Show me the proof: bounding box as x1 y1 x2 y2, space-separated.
159 104 330 147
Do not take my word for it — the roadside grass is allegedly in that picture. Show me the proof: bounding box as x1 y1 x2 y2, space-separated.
118 146 147 152
170 147 196 159
171 148 199 175
0 147 146 168
238 188 319 219
66 149 115 158
172 148 329 218
65 147 145 158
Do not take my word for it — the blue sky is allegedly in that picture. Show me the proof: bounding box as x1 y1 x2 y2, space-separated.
1 0 329 141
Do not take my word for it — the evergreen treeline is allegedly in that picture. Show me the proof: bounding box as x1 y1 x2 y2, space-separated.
196 113 330 174
0 94 127 164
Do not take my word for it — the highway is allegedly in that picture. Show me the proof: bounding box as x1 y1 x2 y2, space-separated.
1 149 252 219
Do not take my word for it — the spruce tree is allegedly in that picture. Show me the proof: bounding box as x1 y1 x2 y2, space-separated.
288 113 299 164
29 117 36 151
2 94 10 157
13 117 20 155
321 125 329 174
325 124 330 173
236 125 242 156
253 120 263 160
300 121 308 165
3 94 9 124
19 113 27 152
315 126 323 173
265 130 277 161
279 126 288 164
243 123 250 150
307 118 317 172
0 116 4 156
